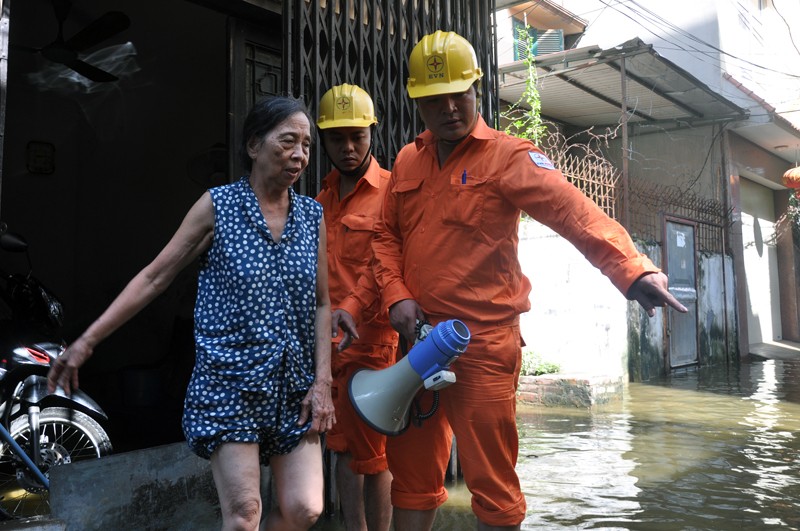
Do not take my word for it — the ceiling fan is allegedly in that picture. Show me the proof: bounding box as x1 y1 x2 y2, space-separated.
16 0 130 82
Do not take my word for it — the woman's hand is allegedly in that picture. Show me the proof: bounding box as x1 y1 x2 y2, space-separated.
298 379 335 434
47 337 94 396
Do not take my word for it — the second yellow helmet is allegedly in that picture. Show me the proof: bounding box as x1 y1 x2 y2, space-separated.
317 84 378 129
406 31 484 99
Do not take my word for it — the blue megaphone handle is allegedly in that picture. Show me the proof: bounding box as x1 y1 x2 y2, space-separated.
407 319 470 381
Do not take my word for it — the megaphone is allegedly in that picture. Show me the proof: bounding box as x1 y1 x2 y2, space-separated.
348 319 470 436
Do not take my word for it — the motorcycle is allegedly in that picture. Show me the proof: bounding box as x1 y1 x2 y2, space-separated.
0 224 112 519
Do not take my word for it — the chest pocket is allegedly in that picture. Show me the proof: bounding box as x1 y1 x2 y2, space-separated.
392 176 425 235
339 214 375 265
442 172 489 230
393 176 424 196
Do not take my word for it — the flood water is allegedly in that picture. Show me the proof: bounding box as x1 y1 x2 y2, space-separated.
317 356 800 530
513 357 800 530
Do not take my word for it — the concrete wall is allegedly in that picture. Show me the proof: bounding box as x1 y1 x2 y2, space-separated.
518 218 736 381
625 242 666 382
518 219 630 379
697 252 737 365
717 0 800 121
46 442 270 530
561 0 722 92
560 0 800 119
627 241 736 381
601 124 724 203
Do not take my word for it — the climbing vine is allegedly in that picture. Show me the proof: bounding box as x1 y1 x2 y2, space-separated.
501 24 547 144
775 192 800 249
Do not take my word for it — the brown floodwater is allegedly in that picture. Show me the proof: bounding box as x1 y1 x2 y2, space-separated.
316 357 800 530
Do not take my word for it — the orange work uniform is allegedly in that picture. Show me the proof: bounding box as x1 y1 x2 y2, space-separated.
372 116 658 526
315 156 399 475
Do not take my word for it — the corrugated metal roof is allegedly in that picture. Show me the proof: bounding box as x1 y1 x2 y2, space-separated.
498 0 587 35
499 38 747 129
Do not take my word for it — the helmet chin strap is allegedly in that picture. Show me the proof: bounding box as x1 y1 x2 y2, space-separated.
438 109 479 147
338 147 372 178
440 136 467 146
321 126 375 178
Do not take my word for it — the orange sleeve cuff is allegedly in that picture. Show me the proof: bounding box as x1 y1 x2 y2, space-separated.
607 254 661 297
337 297 362 322
380 281 415 314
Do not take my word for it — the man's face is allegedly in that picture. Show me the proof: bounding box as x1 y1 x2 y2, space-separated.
321 126 371 174
416 85 478 143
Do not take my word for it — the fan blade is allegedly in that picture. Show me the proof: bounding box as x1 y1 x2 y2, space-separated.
64 58 118 82
10 44 42 54
64 11 130 52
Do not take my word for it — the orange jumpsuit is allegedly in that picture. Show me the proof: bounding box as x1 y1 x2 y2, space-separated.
372 116 658 526
315 156 399 475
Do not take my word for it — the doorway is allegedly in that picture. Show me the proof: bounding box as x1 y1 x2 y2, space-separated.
739 177 782 344
665 219 699 368
228 17 283 181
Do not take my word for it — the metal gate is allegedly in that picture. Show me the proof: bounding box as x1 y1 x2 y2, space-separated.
282 0 499 196
665 219 699 368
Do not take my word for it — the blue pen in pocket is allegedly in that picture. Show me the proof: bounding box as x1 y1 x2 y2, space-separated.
461 169 467 184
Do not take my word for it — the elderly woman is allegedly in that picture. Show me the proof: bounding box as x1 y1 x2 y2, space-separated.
47 96 334 530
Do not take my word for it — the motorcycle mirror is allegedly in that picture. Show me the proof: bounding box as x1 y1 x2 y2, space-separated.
0 232 29 253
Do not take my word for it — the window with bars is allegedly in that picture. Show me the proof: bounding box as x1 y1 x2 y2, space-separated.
513 18 564 60
512 18 536 61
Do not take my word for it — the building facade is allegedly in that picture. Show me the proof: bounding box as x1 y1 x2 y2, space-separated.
495 0 800 380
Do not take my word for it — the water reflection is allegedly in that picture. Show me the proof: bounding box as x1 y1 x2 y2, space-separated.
316 358 800 530
513 358 800 530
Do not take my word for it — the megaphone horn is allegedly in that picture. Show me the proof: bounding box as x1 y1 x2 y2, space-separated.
348 319 470 436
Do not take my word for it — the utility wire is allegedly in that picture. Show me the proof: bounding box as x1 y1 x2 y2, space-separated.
772 0 800 56
499 0 799 84
607 0 800 78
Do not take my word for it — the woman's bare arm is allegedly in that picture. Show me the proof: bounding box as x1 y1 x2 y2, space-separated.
48 192 215 394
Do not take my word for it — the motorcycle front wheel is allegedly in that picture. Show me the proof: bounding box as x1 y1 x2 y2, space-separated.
0 407 112 519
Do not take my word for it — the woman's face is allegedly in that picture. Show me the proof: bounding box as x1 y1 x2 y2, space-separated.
248 112 312 188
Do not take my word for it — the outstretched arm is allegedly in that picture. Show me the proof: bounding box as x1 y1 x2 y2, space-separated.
47 193 216 394
627 272 688 317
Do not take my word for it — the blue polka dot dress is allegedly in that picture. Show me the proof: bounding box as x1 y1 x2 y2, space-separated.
182 176 322 462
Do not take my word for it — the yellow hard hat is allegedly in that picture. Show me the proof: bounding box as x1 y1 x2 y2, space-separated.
406 30 484 99
317 83 378 129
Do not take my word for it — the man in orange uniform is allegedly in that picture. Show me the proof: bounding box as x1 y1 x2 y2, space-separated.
372 31 688 531
315 83 398 531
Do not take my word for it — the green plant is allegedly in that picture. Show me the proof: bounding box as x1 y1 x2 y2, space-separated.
520 349 560 376
786 193 800 248
766 192 800 249
502 24 546 144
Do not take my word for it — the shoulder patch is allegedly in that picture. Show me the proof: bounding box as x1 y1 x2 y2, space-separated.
528 151 555 170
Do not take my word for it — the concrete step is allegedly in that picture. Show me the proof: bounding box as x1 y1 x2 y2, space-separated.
0 517 65 530
48 442 224 530
517 373 625 407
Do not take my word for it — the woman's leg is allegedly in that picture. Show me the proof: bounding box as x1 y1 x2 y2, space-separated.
262 433 325 530
211 442 263 531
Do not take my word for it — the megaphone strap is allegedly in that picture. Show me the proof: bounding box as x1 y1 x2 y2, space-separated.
398 319 433 358
416 320 434 342
411 390 439 427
